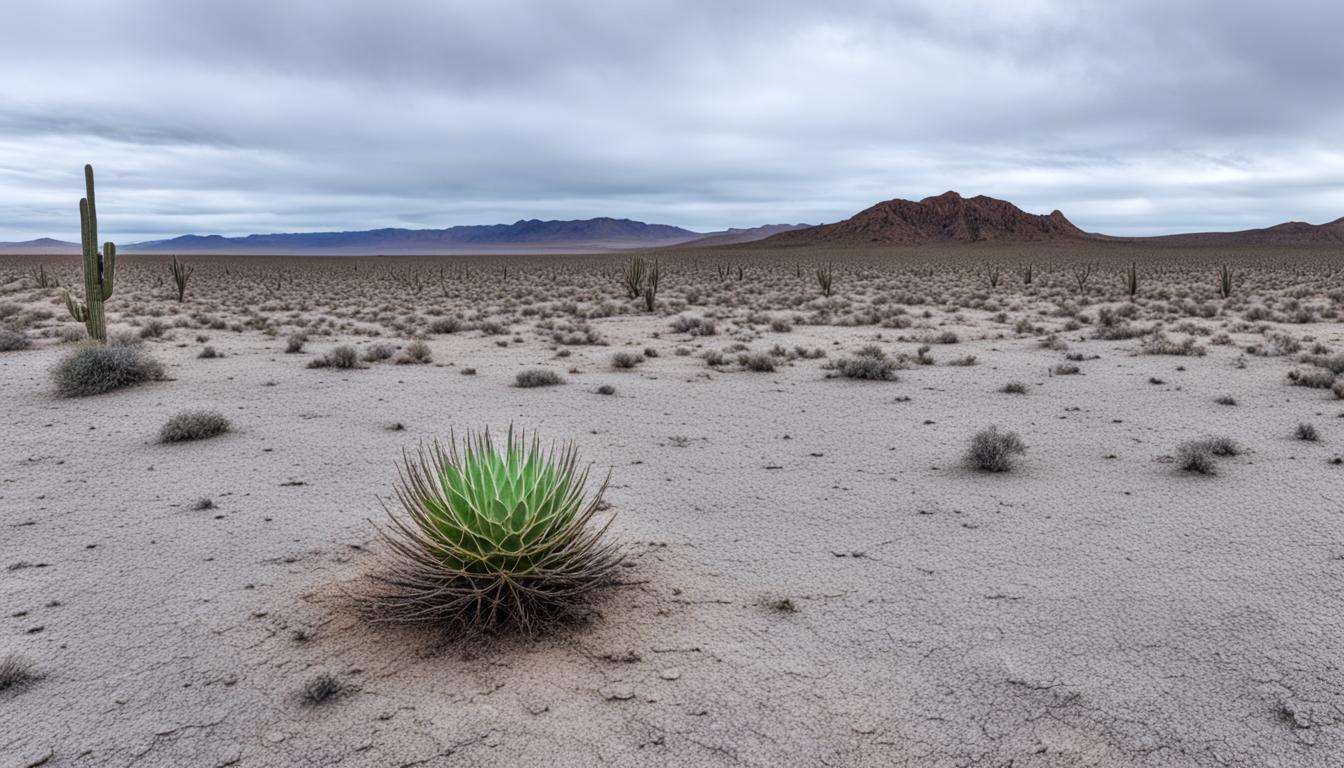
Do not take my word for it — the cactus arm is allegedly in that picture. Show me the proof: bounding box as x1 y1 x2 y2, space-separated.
64 291 88 322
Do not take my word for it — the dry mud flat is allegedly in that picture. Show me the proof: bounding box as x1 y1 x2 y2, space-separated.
3 308 1344 767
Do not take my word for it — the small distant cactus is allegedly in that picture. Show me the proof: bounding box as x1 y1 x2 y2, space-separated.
1021 264 1033 285
170 256 194 302
63 165 116 342
1218 265 1233 298
816 263 833 296
643 259 660 312
1124 262 1138 296
1072 264 1092 293
28 264 58 289
986 265 1002 288
622 256 646 299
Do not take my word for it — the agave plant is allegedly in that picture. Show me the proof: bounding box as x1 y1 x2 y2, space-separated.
367 428 624 632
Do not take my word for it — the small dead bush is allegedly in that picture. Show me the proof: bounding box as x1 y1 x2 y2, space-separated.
831 345 899 380
52 345 165 397
0 328 30 351
308 345 363 369
516 368 564 387
966 426 1027 472
159 409 231 443
395 340 432 365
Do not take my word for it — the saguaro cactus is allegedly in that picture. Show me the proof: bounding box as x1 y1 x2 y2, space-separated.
64 165 116 342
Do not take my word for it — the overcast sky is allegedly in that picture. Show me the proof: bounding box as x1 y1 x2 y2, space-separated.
3 0 1343 242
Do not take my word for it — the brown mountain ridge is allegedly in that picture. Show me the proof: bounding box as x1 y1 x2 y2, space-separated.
762 191 1091 246
759 190 1344 248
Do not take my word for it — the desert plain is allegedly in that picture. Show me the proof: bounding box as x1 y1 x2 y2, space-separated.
2 243 1343 767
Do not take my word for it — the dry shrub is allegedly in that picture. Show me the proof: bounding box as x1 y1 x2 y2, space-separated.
160 410 231 443
52 345 165 397
966 426 1027 472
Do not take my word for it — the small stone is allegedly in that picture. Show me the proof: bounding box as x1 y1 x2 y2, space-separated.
601 685 636 701
659 668 682 681
525 700 550 715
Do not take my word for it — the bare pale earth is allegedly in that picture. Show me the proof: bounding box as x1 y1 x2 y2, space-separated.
2 246 1343 767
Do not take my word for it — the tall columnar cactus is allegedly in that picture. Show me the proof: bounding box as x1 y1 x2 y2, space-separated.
170 256 194 302
642 259 660 312
64 165 115 342
1124 262 1138 297
816 263 833 296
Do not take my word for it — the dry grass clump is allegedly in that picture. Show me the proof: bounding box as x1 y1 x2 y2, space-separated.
1287 367 1335 389
1335 380 1344 400
965 426 1027 472
363 429 624 633
611 351 644 369
285 333 307 353
738 351 776 372
1092 306 1146 340
138 318 168 339
0 653 37 691
1296 423 1319 442
1142 327 1206 356
1300 353 1344 375
395 340 432 365
362 342 397 362
0 328 30 351
830 345 900 380
52 344 165 397
516 368 564 387
308 344 364 369
56 324 87 343
159 410 231 443
669 316 716 336
1175 437 1242 474
429 317 463 334
1000 381 1028 394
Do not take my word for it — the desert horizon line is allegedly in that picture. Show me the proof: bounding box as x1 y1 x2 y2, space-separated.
4 188 1344 249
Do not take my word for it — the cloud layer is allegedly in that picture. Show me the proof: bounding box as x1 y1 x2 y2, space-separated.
3 0 1343 241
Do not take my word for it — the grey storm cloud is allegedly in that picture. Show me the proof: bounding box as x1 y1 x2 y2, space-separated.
2 0 1344 242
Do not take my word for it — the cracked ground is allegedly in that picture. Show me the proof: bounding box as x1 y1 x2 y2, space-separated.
3 274 1344 767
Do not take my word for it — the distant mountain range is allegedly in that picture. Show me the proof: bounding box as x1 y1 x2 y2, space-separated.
1138 217 1344 246
4 195 1344 255
0 219 805 255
